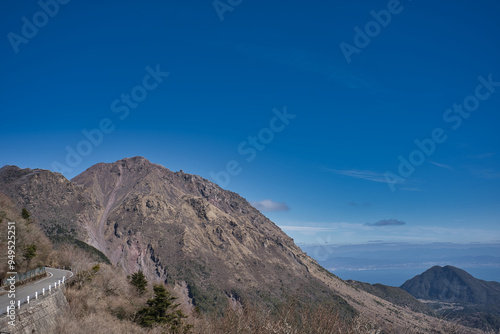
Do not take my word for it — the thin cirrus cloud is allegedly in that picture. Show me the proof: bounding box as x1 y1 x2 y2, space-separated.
428 161 454 171
326 168 387 183
252 199 290 212
365 219 406 227
326 168 420 191
278 221 500 245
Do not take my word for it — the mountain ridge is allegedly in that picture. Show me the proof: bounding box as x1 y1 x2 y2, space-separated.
1 157 349 314
0 157 485 333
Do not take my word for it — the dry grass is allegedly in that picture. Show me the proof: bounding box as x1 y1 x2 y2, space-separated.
57 260 497 334
0 193 52 279
56 260 384 334
59 262 195 333
56 262 500 334
64 264 146 320
192 299 380 334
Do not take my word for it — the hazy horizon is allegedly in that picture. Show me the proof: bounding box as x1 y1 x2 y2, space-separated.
298 241 500 286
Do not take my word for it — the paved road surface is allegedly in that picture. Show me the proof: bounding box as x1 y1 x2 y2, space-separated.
0 267 73 315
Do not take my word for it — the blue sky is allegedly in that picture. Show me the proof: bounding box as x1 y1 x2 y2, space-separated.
1 0 499 246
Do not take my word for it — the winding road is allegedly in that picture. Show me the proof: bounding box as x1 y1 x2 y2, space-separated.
0 267 73 315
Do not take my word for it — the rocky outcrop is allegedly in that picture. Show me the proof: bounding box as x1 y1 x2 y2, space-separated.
0 158 483 332
1 157 350 316
0 166 97 240
0 288 68 334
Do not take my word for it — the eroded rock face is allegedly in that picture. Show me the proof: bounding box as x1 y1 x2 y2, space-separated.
0 165 96 239
0 157 349 314
1 158 483 332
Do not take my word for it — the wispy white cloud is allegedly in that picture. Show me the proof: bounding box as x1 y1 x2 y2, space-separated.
365 219 406 227
278 221 500 245
279 222 365 237
252 199 289 212
325 168 421 191
325 168 388 183
279 226 335 233
429 161 454 171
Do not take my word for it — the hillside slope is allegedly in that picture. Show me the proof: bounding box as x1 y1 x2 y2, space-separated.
347 280 434 316
70 157 354 314
401 265 500 305
401 265 500 331
0 157 485 333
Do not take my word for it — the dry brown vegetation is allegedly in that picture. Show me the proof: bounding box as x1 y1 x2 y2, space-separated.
191 301 381 334
0 193 52 281
53 257 383 334
55 260 500 334
44 243 499 334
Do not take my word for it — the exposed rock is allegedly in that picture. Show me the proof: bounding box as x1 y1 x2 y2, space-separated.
0 157 484 332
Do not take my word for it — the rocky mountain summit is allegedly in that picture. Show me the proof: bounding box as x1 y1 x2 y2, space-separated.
0 157 484 332
1 157 349 314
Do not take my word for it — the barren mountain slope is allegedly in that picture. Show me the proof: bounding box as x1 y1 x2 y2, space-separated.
0 165 97 239
71 157 353 314
0 158 485 332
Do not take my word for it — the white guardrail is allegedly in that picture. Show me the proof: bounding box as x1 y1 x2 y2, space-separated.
1 269 73 316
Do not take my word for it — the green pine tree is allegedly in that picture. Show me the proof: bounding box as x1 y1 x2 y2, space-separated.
135 284 191 333
21 208 31 220
130 270 148 295
24 244 37 267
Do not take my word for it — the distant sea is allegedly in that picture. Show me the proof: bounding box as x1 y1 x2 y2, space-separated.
331 267 500 287
300 242 500 287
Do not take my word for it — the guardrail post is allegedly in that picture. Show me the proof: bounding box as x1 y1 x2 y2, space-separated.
49 284 51 293
17 300 20 309
43 288 45 295
35 291 38 299
27 296 30 304
63 276 65 283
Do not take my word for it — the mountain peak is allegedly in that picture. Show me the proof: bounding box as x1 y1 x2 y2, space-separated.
401 265 500 305
117 156 153 166
0 159 474 332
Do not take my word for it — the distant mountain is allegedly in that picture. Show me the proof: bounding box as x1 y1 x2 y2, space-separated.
347 280 434 316
401 265 500 305
401 265 500 331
